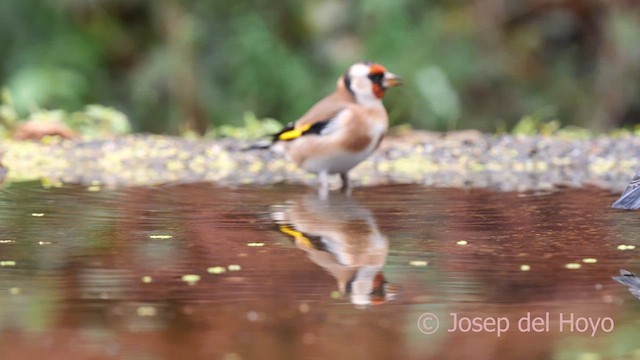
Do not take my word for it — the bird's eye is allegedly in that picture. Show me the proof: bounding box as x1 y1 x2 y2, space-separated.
368 73 384 84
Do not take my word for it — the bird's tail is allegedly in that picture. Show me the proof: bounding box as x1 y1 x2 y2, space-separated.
241 142 273 152
241 122 294 151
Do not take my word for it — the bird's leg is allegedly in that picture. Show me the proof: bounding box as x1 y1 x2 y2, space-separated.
340 172 351 195
318 170 329 199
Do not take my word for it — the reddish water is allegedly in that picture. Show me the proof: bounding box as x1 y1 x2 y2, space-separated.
0 182 638 359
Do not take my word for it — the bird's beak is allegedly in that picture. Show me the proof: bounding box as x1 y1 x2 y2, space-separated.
383 72 403 88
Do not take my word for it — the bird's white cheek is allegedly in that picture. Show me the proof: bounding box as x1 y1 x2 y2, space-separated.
352 78 370 94
352 78 381 106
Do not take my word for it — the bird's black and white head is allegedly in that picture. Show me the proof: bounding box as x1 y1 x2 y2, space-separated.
341 62 402 106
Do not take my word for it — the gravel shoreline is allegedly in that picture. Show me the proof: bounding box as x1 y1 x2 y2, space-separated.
1 131 638 193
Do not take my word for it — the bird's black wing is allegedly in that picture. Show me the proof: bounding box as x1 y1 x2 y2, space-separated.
243 119 335 152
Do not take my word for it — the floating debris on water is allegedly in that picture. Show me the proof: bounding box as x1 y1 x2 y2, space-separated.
456 240 468 246
330 291 341 299
207 266 226 274
31 213 44 217
87 185 101 192
246 311 260 322
617 245 636 251
181 274 201 285
9 287 21 295
40 178 63 189
582 258 598 264
228 264 241 271
136 306 157 317
149 235 173 239
520 264 531 271
409 260 428 267
0 261 16 266
299 303 310 313
247 242 265 247
142 276 153 283
565 263 582 270
0 240 15 244
221 353 242 360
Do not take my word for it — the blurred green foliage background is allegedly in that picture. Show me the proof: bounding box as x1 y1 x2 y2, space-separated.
1 0 640 136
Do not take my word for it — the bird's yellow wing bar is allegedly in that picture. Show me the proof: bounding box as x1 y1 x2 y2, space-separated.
277 123 312 141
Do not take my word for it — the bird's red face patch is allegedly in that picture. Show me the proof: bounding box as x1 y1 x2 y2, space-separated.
369 64 387 98
369 64 387 74
372 83 385 99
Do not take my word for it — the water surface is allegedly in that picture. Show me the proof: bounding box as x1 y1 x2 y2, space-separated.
0 182 639 359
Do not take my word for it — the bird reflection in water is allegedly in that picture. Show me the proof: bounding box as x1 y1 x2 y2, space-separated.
271 193 395 306
613 269 640 300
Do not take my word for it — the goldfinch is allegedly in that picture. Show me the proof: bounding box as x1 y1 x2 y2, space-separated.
250 62 402 196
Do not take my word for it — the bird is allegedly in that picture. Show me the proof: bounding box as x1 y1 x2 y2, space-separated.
612 269 640 300
247 62 402 197
612 169 640 209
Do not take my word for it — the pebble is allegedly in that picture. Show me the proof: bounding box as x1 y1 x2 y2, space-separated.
1 132 639 191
